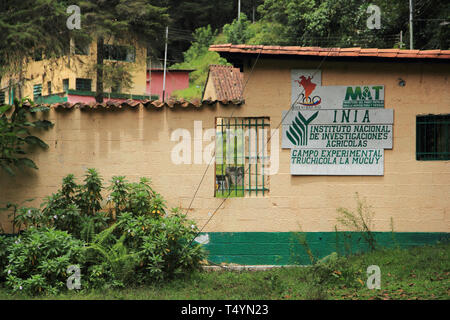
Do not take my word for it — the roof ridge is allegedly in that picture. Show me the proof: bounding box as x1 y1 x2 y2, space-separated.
209 44 450 59
24 98 244 110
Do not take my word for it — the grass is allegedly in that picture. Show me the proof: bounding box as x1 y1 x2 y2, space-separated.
0 243 448 300
215 164 245 198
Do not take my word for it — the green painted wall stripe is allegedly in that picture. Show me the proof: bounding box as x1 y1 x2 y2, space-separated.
200 232 449 265
35 94 68 104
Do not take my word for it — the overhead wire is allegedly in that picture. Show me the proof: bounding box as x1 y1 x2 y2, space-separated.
183 48 333 270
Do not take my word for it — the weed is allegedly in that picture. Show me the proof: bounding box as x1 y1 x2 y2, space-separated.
336 193 377 251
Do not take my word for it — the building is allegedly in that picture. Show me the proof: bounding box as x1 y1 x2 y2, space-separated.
0 45 449 265
202 64 243 101
0 39 152 105
146 68 193 100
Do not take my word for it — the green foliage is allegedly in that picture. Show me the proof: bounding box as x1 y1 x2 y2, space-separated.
0 0 87 75
82 222 139 289
117 210 205 283
1 242 449 299
4 228 84 295
9 170 111 238
246 21 287 45
77 0 169 102
292 230 363 299
77 168 103 216
0 236 14 283
1 169 205 295
182 25 218 62
171 25 230 100
255 0 449 49
12 207 47 231
107 176 129 215
222 14 254 44
126 177 157 216
171 86 204 101
336 193 377 251
0 98 53 176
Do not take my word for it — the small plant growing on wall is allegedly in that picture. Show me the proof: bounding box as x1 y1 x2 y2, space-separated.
0 98 53 176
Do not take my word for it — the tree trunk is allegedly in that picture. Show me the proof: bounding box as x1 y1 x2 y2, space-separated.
95 36 104 103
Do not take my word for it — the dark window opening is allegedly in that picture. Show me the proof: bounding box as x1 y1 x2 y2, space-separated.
416 114 450 161
63 79 69 92
104 44 135 62
76 78 92 92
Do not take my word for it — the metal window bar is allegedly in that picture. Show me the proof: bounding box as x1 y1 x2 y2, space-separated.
33 84 42 101
416 115 450 161
215 117 270 197
33 84 42 97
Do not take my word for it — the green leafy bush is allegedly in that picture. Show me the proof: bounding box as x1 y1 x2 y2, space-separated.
0 98 54 176
4 228 84 295
2 169 206 294
0 236 15 283
82 222 139 289
11 169 111 238
107 176 129 215
76 168 104 216
117 210 205 283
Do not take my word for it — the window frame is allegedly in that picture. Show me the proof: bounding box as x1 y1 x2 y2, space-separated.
103 44 135 62
75 78 92 92
416 114 450 161
63 79 69 92
33 84 42 100
215 117 270 198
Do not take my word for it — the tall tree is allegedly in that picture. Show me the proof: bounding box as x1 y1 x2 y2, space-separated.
255 0 449 49
0 0 87 97
77 0 169 102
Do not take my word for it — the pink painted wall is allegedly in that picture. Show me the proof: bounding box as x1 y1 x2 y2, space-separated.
146 70 191 99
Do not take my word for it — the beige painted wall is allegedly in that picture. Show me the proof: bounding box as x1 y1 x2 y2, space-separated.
202 74 217 100
0 58 449 234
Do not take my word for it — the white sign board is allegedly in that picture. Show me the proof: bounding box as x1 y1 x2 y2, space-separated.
282 109 394 149
291 70 384 109
287 70 392 176
290 148 385 175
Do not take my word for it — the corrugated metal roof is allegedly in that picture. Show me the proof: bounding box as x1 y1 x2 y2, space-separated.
210 44 450 60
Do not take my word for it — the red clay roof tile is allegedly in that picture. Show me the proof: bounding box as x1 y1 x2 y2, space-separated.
25 98 244 110
203 64 244 101
209 44 450 60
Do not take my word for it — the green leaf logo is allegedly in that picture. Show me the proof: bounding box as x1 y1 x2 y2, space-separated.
286 111 319 146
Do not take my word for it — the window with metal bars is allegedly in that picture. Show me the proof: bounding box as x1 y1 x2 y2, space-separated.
0 91 5 105
33 84 42 100
76 78 92 91
215 117 270 197
416 114 450 161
